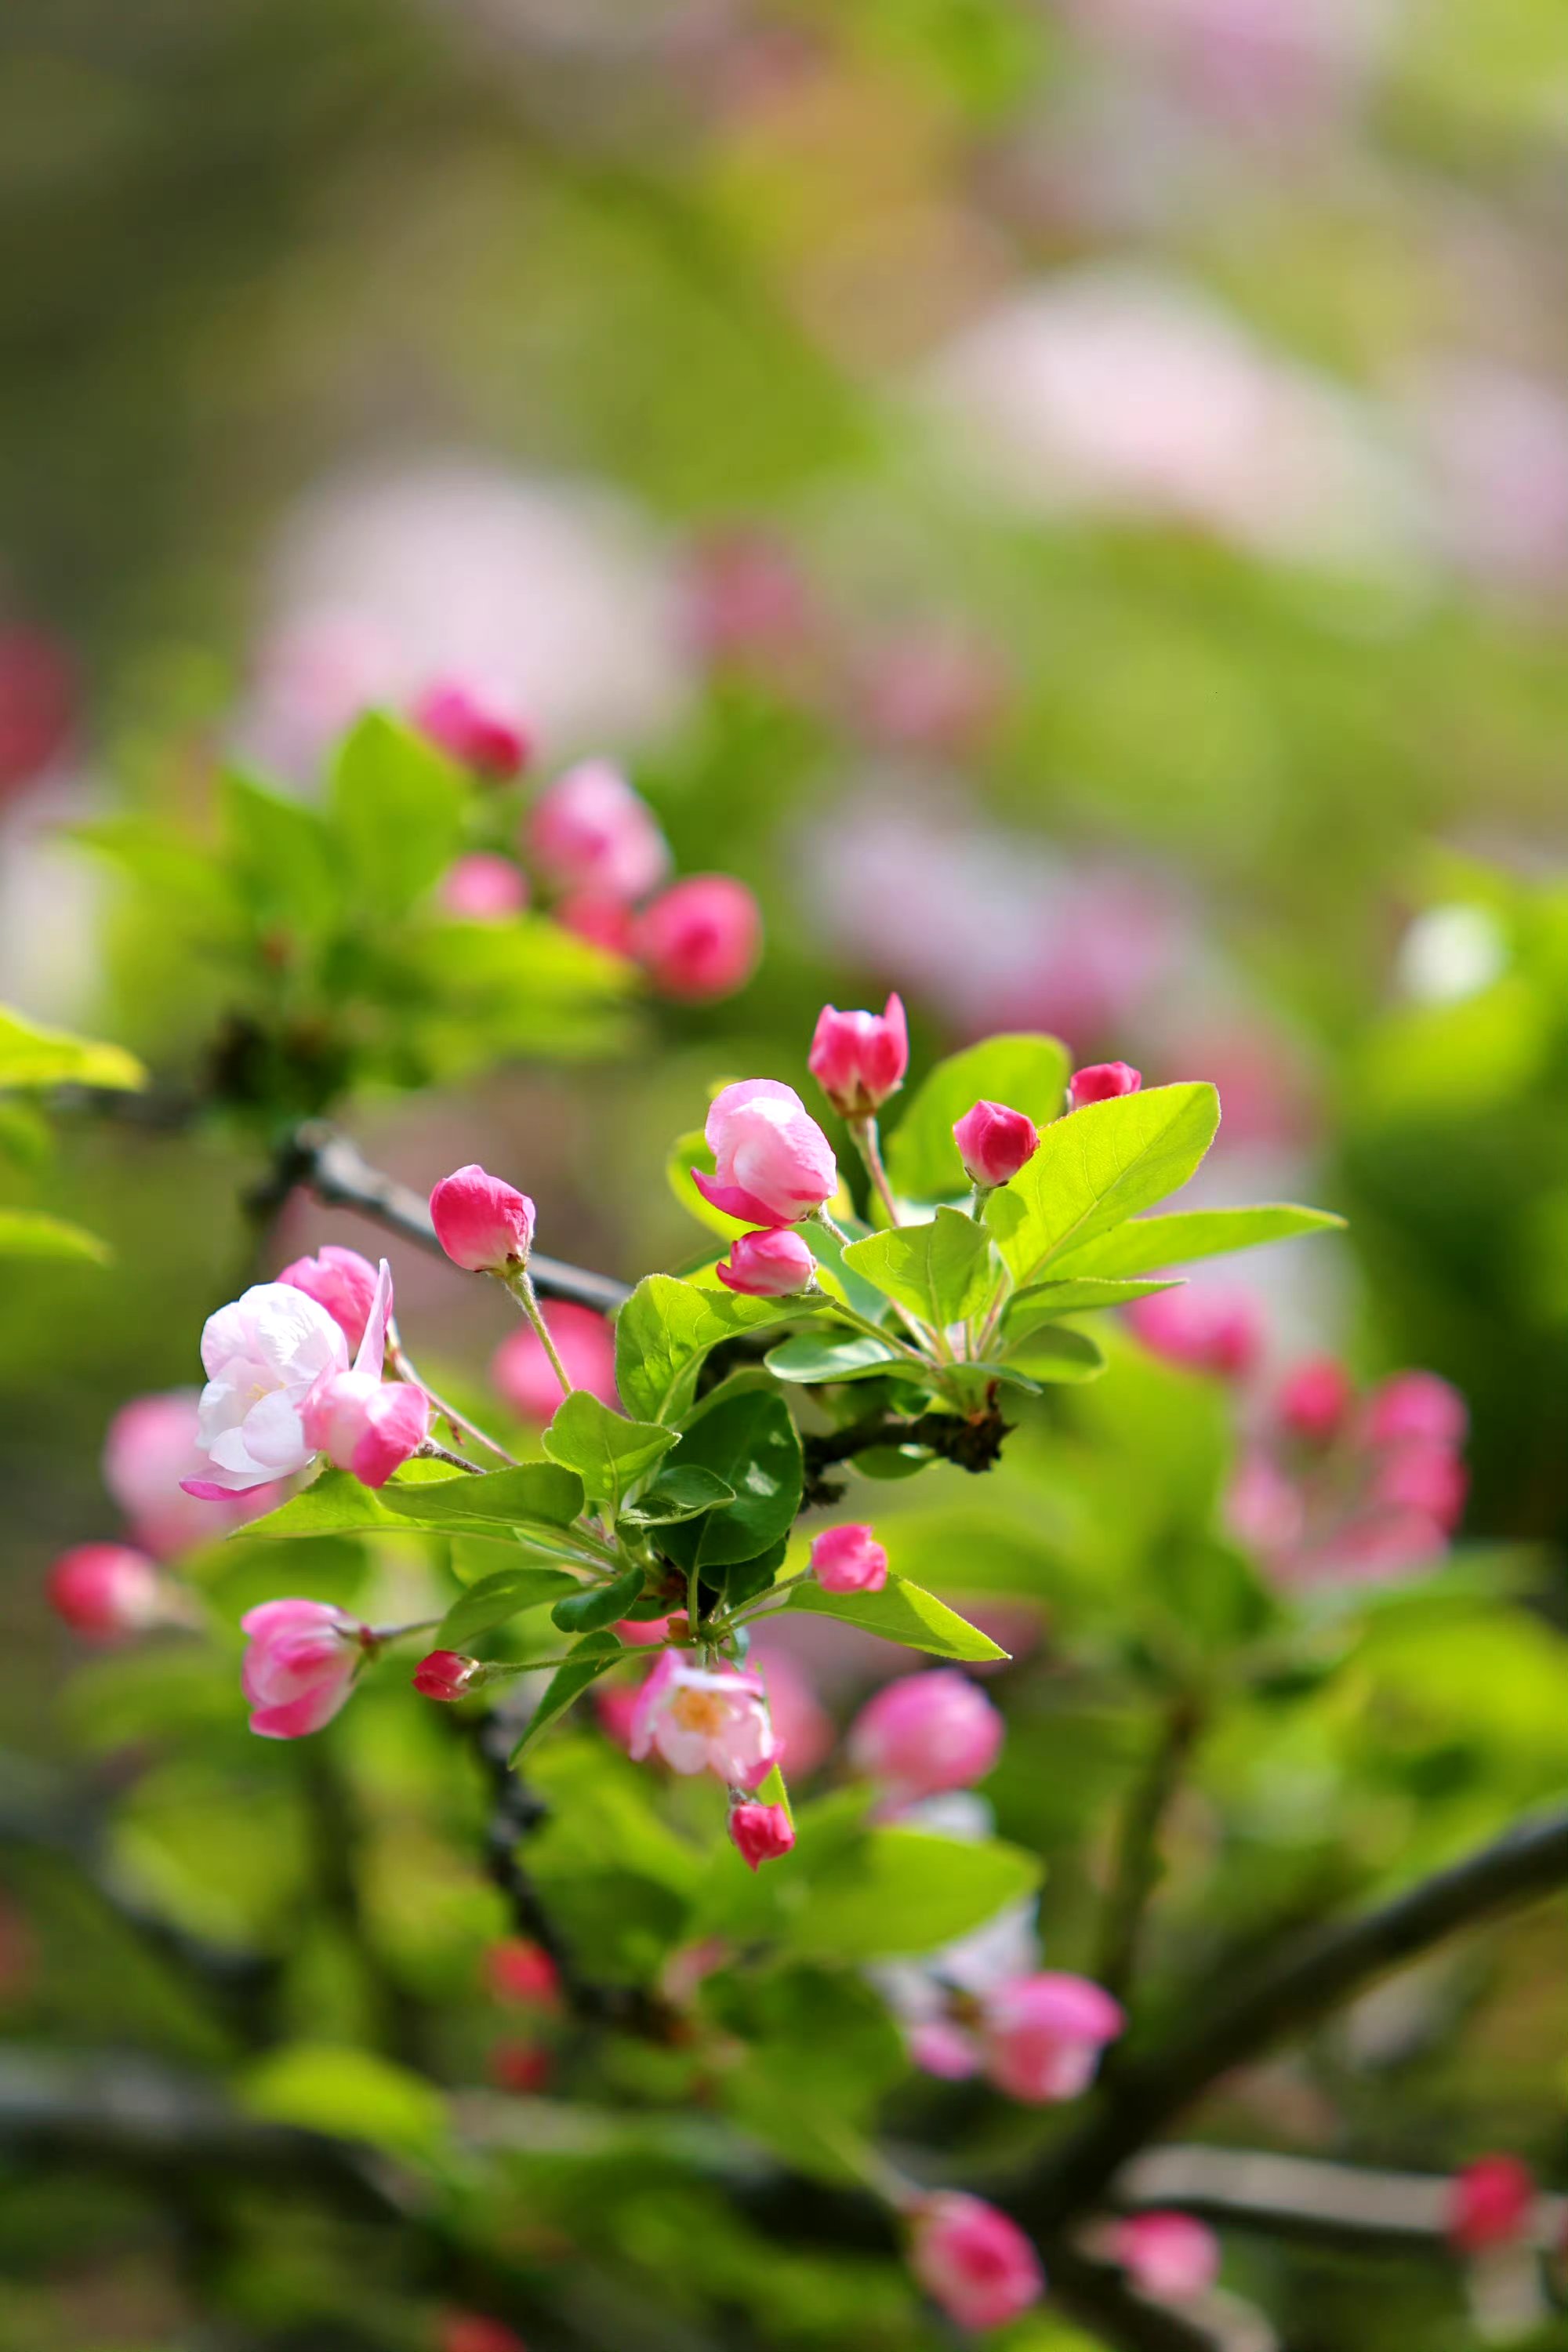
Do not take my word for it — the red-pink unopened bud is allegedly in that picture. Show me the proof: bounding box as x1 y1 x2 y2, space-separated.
526 760 670 902
1446 2155 1536 2255
1113 2212 1221 2301
716 1228 816 1297
492 1301 618 1420
810 1522 889 1594
47 1544 163 1640
1127 1286 1263 1381
808 994 909 1119
278 1244 381 1352
412 678 532 781
241 1599 365 1739
693 1080 837 1228
728 1799 795 1871
953 1098 1038 1189
299 1370 430 1489
909 2193 1044 2332
489 2038 552 2096
1067 1061 1142 1111
430 1165 535 1274
1365 1370 1468 1452
439 852 529 922
980 1971 1124 2103
1276 1355 1353 1446
485 1939 560 2007
437 2311 528 2352
634 875 762 1004
847 1669 1004 1801
413 1650 482 1701
1369 1443 1468 1531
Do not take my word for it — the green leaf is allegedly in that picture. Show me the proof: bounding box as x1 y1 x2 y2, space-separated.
329 712 465 916
0 1209 111 1264
661 1391 804 1571
841 1206 994 1328
765 1330 907 1384
985 1083 1221 1287
786 1572 1007 1661
241 2044 448 2160
245 1462 585 1539
0 1004 145 1093
1003 1276 1180 1337
619 1465 737 1526
542 1389 677 1506
998 1324 1106 1383
614 1273 811 1425
551 1564 647 1633
437 1566 583 1648
221 769 340 939
510 1632 624 1761
788 1829 1041 1962
0 1100 53 1167
884 1033 1070 1201
800 1214 891 1323
1049 1202 1345 1280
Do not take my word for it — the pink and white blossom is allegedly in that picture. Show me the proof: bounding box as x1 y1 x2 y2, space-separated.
190 1283 350 1494
630 1653 780 1789
241 1599 366 1739
278 1244 381 1352
692 1080 837 1228
808 995 909 1119
810 1523 889 1595
909 2193 1044 2332
430 1165 535 1275
299 1370 430 1489
716 1228 816 1297
980 1971 1125 2103
635 875 762 1003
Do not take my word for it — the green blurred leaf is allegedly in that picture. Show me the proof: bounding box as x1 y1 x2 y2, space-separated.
329 712 465 916
1053 1202 1343 1280
241 2044 448 2160
884 1033 1070 1200
786 1571 1007 1661
999 1324 1106 1383
841 1206 994 1327
0 1208 111 1263
221 768 340 940
788 1828 1040 1962
662 1389 804 1571
985 1083 1221 1286
1003 1275 1180 1335
0 1004 145 1092
437 1566 583 1648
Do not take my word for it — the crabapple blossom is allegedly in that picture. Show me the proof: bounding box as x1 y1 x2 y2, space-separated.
808 994 909 1119
493 1302 618 1418
909 2193 1044 2332
634 874 762 1002
47 1544 165 1639
1067 1059 1142 1109
525 760 670 902
189 1283 350 1494
430 1166 535 1275
278 1244 380 1352
953 1099 1037 1189
554 892 635 956
412 677 532 779
300 1370 430 1488
692 1080 837 1227
438 852 529 921
1277 1354 1354 1446
848 1670 1004 1803
485 1940 560 2007
241 1600 366 1739
1369 1443 1468 1530
1127 1285 1262 1380
1446 2155 1536 2255
810 1523 889 1595
1114 2212 1221 2302
716 1227 816 1297
630 1653 779 1789
103 1390 283 1558
1365 1370 1468 1452
980 1972 1125 2103
728 1799 795 1870
413 1650 482 1701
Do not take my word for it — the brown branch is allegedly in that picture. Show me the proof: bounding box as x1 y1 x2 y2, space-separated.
801 1399 1012 1504
1015 1805 1568 2237
1113 2143 1568 2256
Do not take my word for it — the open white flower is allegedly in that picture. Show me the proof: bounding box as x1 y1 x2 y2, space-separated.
190 1283 351 1494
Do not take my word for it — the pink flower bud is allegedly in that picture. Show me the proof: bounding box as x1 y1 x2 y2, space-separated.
241 1599 365 1739
1113 2212 1221 2301
1127 1286 1263 1381
1369 1443 1468 1531
980 1972 1124 2103
808 994 909 1119
489 2038 552 2096
953 1099 1038 1189
692 1080 837 1228
1365 1370 1468 1452
716 1228 816 1297
615 1612 685 1648
430 1165 535 1274
810 1522 889 1594
1446 2155 1536 2255
103 1390 286 1559
299 1369 430 1488
438 852 529 922
46 1544 164 1640
909 2193 1044 2332
1225 1450 1305 1554
554 892 635 956
437 2312 528 2352
630 1652 780 1788
847 1669 1004 1802
278 1244 381 1352
492 1301 618 1420
728 1799 796 1870
526 760 670 902
412 678 532 781
634 874 762 1003
413 1650 482 1701
1276 1354 1353 1446
485 1940 560 2007
1067 1061 1143 1110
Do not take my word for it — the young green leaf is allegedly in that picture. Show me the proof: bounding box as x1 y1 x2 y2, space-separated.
660 1391 804 1570
786 1571 1007 1661
786 1830 1041 1962
437 1567 583 1649
1002 1275 1180 1338
841 1207 994 1329
245 1463 585 1539
0 1209 111 1265
550 1563 647 1633
884 1033 1070 1201
765 1330 908 1384
615 1274 811 1425
0 1005 145 1094
510 1632 624 1761
542 1389 677 1506
1048 1202 1345 1280
329 712 465 916
221 770 340 941
985 1083 1221 1287
619 1465 737 1526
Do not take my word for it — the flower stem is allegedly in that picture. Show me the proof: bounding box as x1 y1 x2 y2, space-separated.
416 1438 485 1475
505 1269 575 1399
848 1115 901 1229
387 1335 517 1465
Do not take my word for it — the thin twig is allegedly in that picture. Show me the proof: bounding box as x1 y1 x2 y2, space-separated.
1112 2143 1568 2255
1095 1693 1204 2005
802 1398 1012 1504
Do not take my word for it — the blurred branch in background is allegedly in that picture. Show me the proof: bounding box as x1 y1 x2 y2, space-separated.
1114 2144 1568 2255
